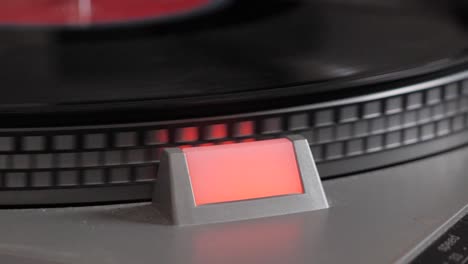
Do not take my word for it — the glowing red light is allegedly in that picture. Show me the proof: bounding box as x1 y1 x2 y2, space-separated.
237 121 255 136
183 138 304 206
207 124 227 139
178 127 199 142
154 129 169 144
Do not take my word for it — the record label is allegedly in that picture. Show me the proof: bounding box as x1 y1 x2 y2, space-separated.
0 0 221 26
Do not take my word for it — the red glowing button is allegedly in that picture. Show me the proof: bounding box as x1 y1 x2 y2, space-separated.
183 138 304 206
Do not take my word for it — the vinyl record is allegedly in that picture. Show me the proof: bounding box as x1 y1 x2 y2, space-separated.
0 0 467 119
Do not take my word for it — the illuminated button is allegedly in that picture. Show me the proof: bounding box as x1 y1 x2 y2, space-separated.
183 138 303 206
155 135 328 225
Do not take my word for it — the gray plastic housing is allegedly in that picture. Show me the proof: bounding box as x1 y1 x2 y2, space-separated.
153 135 328 226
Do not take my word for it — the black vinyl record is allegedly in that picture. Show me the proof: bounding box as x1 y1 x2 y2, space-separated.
0 0 467 119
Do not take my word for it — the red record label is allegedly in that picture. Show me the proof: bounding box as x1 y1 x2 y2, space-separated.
0 0 217 26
